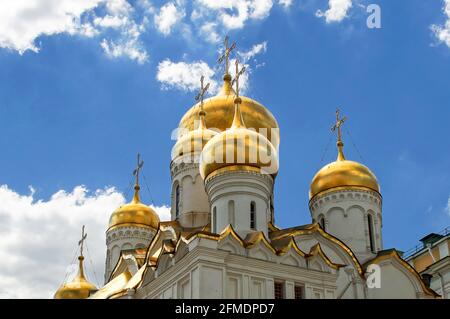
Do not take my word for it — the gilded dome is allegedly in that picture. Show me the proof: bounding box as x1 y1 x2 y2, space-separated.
309 141 380 200
199 98 279 180
54 256 97 299
108 186 160 231
172 110 218 160
179 75 280 149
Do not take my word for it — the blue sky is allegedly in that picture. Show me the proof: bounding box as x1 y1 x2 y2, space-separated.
0 0 449 297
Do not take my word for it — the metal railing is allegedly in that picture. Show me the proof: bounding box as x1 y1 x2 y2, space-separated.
403 226 450 259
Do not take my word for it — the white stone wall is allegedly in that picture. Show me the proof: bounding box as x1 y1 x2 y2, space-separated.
170 155 211 228
205 170 273 238
138 246 338 299
104 225 156 283
309 188 383 263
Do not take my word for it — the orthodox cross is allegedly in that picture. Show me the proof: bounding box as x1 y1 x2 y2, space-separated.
78 225 87 257
331 108 347 143
217 36 236 75
133 153 144 186
231 59 246 98
195 75 210 112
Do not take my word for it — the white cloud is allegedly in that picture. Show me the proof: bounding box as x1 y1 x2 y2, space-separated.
431 0 450 48
199 22 221 43
100 38 148 64
0 184 169 298
94 15 129 29
238 41 267 62
195 0 276 30
0 0 103 53
156 59 219 92
0 0 149 63
316 0 352 23
156 41 268 94
154 2 186 36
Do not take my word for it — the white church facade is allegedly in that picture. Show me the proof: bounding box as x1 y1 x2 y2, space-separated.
55 41 444 300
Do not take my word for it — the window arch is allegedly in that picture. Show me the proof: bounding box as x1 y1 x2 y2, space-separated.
367 214 375 253
175 184 180 217
212 206 217 233
319 216 326 231
228 200 235 226
250 201 256 230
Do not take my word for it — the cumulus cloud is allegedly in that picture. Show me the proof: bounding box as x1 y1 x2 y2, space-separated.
0 0 149 63
199 22 221 43
316 0 353 23
156 59 219 93
156 40 268 94
0 0 291 61
0 184 170 298
0 0 103 53
154 2 186 36
238 41 267 62
431 0 450 48
194 0 277 30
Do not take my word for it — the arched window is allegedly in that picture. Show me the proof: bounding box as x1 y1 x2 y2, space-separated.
250 201 256 230
212 206 217 233
228 200 235 226
175 185 180 217
367 214 375 253
319 217 326 231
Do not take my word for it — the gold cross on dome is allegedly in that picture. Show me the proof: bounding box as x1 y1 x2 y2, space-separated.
331 108 347 143
78 225 87 257
231 59 246 98
217 36 236 75
132 153 144 186
195 75 210 112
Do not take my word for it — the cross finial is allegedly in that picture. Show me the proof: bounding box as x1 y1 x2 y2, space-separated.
195 75 210 112
331 108 347 143
231 59 246 99
78 225 87 258
217 36 236 76
331 108 347 161
133 153 144 187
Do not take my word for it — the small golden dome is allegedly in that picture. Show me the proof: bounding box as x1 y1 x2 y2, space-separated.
172 110 218 160
309 141 380 200
54 256 97 299
179 75 280 149
199 98 279 180
108 185 160 231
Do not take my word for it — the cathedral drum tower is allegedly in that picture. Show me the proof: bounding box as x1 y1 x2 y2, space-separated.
104 155 160 282
171 37 279 229
309 110 382 263
199 59 279 238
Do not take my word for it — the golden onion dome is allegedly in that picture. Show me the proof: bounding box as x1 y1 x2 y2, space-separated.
171 110 218 160
108 185 160 231
199 97 279 180
309 141 380 200
54 256 97 299
179 75 280 149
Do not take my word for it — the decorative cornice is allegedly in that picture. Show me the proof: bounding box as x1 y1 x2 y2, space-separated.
309 187 382 212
